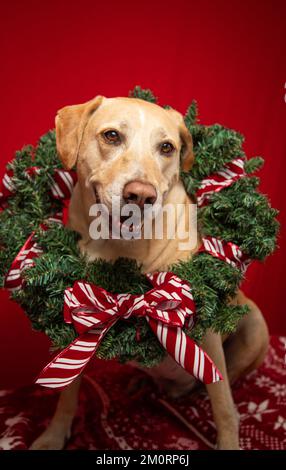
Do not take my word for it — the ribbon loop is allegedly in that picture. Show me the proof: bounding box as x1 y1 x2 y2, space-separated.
64 281 119 334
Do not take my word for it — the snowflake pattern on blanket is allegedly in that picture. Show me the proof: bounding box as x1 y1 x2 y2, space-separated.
0 336 285 450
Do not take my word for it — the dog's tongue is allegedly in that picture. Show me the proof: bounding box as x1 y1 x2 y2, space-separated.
108 215 142 237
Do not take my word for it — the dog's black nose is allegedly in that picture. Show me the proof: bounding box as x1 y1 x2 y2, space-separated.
123 181 157 208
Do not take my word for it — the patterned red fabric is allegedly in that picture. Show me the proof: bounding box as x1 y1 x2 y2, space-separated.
0 336 285 450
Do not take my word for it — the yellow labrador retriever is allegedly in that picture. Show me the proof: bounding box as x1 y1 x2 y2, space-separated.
30 96 269 450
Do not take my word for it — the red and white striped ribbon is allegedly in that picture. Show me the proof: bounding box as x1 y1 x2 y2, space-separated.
0 169 16 207
196 158 245 207
4 233 43 291
36 271 222 389
50 168 77 199
0 167 77 206
200 236 251 273
4 213 63 291
1 165 77 289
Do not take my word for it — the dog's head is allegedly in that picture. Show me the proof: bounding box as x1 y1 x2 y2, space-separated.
55 96 194 234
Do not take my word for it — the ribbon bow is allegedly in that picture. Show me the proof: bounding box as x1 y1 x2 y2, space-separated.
36 272 222 389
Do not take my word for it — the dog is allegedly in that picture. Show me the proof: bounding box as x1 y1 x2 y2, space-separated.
30 95 269 450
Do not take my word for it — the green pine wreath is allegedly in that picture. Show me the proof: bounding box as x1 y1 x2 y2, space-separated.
0 87 279 368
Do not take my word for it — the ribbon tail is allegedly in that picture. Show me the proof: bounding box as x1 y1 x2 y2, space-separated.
147 318 223 384
36 322 115 390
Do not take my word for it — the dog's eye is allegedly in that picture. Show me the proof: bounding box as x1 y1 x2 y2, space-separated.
160 142 175 155
103 130 121 144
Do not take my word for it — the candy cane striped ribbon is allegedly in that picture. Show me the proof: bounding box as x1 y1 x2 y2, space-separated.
4 232 43 291
0 166 77 206
49 168 77 199
195 158 250 272
1 165 77 289
4 213 63 291
36 271 222 389
0 169 15 207
196 157 245 207
200 236 251 273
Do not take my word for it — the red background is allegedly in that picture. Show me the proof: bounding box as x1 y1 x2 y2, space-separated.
0 0 285 388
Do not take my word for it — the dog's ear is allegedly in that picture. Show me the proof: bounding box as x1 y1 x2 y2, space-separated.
166 108 194 172
55 95 104 169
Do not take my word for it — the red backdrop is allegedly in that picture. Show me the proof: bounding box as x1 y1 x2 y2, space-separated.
0 0 285 388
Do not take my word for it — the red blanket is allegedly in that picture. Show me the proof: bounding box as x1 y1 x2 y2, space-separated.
0 336 285 450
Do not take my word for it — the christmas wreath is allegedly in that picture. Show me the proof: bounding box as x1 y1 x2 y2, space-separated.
0 87 279 388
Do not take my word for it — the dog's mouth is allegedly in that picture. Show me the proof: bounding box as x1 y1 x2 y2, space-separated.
109 213 142 237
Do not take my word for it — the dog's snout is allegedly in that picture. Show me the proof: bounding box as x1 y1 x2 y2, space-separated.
123 181 157 208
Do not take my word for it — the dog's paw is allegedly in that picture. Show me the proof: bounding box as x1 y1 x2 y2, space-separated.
29 429 70 450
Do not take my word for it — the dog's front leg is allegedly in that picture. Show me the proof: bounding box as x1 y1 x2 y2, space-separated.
202 331 240 450
30 376 82 450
